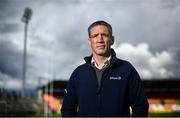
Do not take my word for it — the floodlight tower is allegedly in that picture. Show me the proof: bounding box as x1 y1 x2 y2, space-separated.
21 7 33 97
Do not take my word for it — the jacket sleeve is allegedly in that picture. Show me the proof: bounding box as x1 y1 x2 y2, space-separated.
61 70 78 117
128 66 149 117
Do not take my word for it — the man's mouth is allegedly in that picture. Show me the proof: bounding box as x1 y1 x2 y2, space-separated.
96 45 105 49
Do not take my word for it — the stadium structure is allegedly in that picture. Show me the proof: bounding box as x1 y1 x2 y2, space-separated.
1 79 180 116
0 89 43 116
38 79 180 116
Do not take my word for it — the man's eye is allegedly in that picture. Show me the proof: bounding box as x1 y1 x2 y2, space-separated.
102 34 109 37
90 34 98 38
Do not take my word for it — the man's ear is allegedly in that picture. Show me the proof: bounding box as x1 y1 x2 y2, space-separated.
110 36 115 45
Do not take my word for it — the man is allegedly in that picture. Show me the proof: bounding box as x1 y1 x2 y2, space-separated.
61 20 149 117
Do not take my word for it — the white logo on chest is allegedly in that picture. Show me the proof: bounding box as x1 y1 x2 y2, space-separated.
109 76 122 80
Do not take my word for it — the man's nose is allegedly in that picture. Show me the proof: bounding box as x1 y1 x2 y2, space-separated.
97 34 103 42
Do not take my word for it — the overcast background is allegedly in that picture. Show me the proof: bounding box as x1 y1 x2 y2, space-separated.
0 0 180 90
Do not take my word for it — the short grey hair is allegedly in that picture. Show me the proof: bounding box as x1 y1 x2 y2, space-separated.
88 20 113 38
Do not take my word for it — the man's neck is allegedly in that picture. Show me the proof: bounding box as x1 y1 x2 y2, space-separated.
92 53 110 69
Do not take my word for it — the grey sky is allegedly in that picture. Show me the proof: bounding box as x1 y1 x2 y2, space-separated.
0 0 180 89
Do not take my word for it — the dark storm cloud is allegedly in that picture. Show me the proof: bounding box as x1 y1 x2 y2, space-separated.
172 48 180 61
0 0 24 20
0 23 20 33
0 39 22 78
100 0 180 54
167 47 180 77
0 0 180 89
160 0 180 9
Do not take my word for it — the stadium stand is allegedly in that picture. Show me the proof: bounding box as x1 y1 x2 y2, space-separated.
0 89 43 116
38 79 180 116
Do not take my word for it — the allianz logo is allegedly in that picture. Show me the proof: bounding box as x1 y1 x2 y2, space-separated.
109 76 122 80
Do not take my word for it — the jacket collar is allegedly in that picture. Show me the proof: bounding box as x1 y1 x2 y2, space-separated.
84 48 118 67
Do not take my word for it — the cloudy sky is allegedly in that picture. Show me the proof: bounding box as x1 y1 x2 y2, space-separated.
0 0 180 89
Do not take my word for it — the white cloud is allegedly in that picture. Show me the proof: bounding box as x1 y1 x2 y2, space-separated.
113 42 175 79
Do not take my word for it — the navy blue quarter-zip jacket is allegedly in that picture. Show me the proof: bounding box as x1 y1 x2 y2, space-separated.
61 49 149 117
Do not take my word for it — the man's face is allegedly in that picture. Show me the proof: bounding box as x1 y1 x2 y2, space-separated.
88 25 114 56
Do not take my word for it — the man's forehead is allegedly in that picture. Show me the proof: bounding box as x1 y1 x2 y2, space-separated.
90 25 109 33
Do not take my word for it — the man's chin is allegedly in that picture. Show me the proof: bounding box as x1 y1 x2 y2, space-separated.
96 51 108 56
